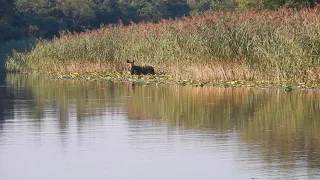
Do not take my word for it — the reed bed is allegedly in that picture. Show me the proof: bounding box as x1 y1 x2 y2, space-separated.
1 38 35 72
5 7 320 82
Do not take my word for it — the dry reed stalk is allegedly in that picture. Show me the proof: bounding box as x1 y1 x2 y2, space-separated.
5 6 320 83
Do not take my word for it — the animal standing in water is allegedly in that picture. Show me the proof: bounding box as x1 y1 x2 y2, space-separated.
126 60 155 75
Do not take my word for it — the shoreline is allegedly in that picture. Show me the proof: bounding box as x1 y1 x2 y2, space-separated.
12 71 320 92
4 8 320 87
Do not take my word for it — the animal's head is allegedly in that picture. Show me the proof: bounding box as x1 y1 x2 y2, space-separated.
126 60 135 72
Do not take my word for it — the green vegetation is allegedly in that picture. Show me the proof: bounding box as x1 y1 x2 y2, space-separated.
0 39 36 73
5 7 320 85
2 0 320 85
1 0 318 45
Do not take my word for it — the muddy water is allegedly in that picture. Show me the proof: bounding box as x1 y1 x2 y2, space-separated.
0 74 320 180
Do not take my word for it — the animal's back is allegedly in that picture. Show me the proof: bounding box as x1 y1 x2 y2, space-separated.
142 66 155 75
131 65 143 75
126 60 155 75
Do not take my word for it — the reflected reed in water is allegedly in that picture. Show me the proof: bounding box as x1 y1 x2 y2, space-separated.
1 74 320 179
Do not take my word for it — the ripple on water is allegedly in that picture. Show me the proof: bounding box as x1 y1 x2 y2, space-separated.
1 75 320 180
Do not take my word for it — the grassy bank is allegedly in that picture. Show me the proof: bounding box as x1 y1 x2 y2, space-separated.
1 38 35 73
5 7 320 84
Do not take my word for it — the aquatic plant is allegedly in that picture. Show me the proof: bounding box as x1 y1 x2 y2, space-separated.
5 7 320 83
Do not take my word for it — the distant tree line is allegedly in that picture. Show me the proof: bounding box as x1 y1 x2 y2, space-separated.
0 0 318 44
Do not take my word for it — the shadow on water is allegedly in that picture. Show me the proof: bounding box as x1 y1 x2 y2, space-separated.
3 74 320 175
0 54 4 75
0 73 5 86
0 72 14 131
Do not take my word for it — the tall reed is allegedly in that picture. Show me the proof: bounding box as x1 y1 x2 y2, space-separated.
1 38 35 72
6 7 320 82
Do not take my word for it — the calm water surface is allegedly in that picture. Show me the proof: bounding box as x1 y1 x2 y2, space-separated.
1 74 320 180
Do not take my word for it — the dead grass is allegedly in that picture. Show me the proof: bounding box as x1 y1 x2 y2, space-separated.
5 6 320 83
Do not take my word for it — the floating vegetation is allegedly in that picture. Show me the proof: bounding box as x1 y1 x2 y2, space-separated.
5 7 320 90
53 72 320 91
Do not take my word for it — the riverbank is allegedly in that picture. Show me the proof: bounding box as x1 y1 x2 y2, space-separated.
49 71 320 92
1 38 35 73
4 7 320 87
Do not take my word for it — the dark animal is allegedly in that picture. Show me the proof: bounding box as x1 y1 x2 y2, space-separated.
126 60 155 75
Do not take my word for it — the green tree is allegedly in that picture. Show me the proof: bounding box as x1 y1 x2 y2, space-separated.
0 0 14 18
283 0 317 8
14 0 57 16
211 0 238 11
0 0 22 43
187 0 212 12
57 0 95 31
187 0 238 12
236 0 317 10
159 0 190 19
14 0 63 38
119 0 189 22
91 0 121 25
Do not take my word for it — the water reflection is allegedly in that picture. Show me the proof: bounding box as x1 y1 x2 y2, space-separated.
1 74 320 179
0 73 14 127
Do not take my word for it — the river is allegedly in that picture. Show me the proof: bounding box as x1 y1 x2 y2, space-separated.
0 74 320 180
